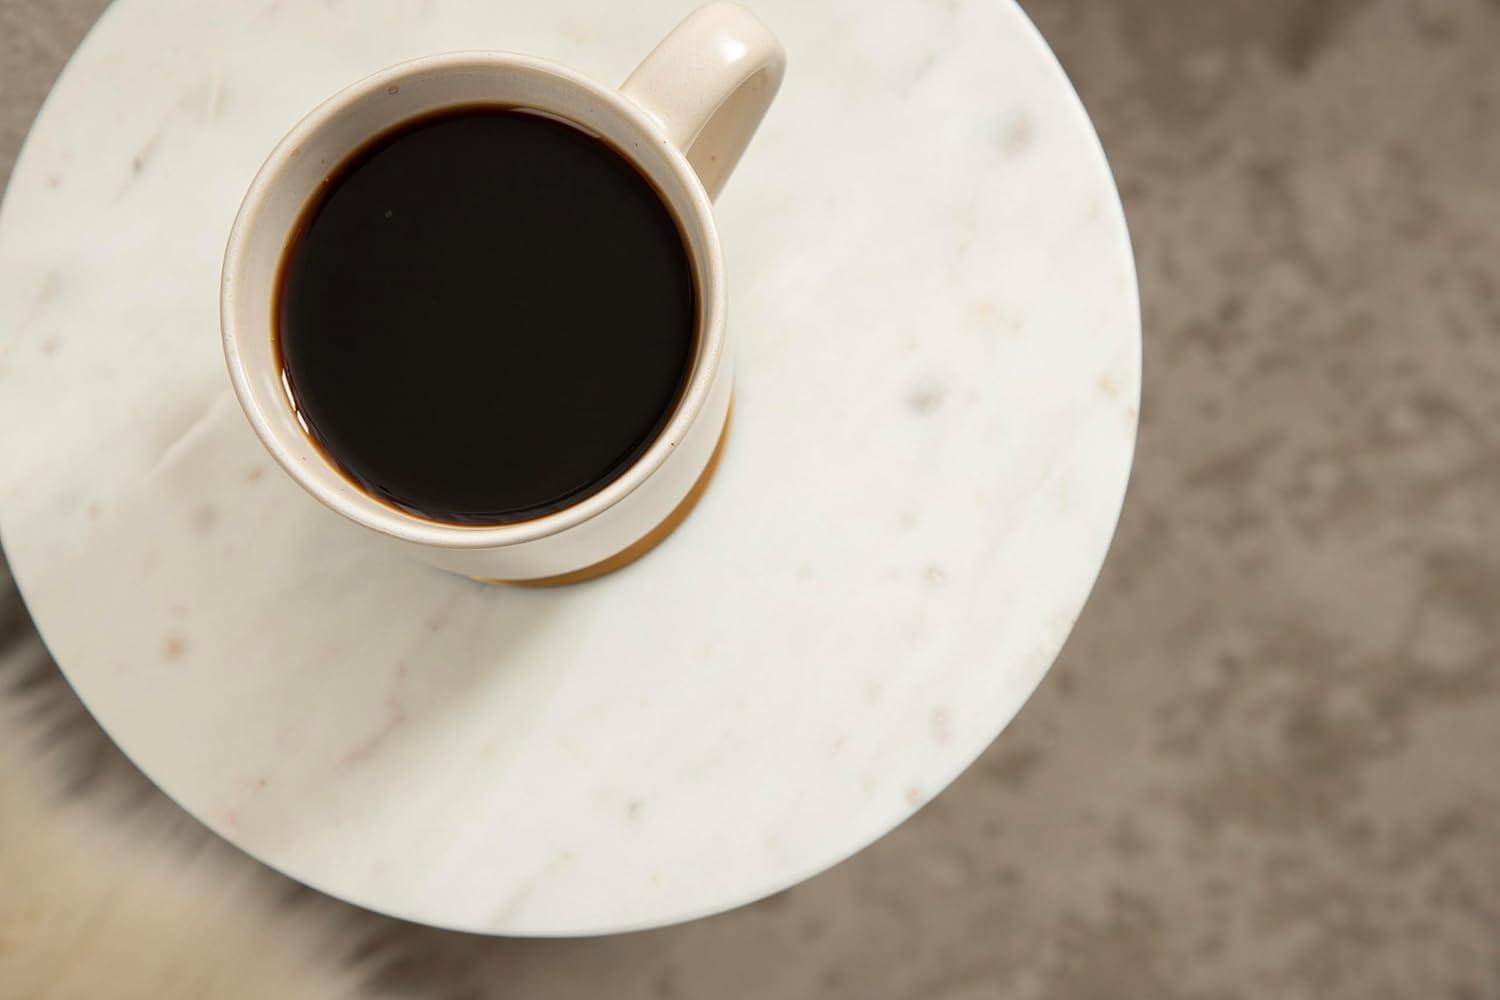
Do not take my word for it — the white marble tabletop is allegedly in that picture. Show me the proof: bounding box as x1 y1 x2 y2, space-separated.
0 0 1138 934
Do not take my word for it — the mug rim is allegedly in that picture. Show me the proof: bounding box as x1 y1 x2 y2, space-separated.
221 51 727 550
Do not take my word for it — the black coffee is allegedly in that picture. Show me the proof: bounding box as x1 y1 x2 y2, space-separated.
275 106 696 524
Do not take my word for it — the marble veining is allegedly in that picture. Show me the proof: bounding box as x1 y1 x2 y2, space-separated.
0 0 1138 934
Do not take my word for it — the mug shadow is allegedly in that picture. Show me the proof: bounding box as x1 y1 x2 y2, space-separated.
92 396 576 861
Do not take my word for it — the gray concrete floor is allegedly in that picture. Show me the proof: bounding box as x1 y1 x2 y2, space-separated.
3 1 1498 997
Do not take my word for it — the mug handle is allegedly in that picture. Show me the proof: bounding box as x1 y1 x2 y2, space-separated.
620 2 786 202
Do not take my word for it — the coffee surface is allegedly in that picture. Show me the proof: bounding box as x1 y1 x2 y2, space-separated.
276 106 696 524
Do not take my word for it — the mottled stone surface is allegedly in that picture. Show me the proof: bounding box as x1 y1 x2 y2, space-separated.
2 0 1497 995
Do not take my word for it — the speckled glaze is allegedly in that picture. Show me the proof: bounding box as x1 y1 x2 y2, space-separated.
0 0 1138 934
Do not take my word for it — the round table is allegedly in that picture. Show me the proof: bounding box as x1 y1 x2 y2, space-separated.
0 0 1139 934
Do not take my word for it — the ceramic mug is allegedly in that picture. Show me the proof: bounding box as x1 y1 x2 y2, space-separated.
221 3 784 584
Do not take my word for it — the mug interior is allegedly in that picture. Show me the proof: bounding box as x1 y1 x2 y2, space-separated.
222 53 723 548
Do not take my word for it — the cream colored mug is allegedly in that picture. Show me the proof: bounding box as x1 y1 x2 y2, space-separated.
221 3 784 584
